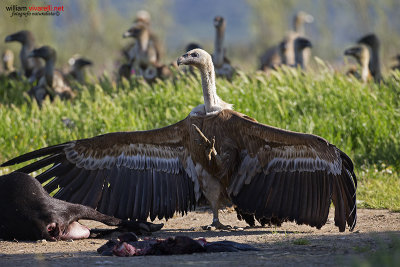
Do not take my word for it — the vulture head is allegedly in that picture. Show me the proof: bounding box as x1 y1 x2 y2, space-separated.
177 49 212 70
123 21 147 38
344 44 370 65
213 16 226 30
358 34 380 49
28 46 56 62
293 11 314 33
294 37 312 51
5 30 35 45
134 10 151 25
69 57 93 69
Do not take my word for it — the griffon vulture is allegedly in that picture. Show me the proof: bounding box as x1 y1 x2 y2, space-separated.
1 49 357 232
4 30 43 82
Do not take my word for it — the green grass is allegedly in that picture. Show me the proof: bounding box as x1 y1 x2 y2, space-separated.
0 66 399 210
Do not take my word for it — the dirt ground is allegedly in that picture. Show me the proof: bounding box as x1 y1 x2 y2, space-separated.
0 208 399 266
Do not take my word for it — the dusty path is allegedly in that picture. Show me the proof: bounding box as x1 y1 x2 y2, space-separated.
0 208 399 266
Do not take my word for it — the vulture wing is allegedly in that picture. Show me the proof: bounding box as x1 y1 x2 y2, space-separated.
1 118 198 221
224 111 357 232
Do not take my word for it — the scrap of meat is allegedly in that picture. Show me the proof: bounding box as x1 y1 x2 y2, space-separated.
98 233 260 256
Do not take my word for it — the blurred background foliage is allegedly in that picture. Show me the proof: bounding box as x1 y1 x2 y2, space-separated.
0 0 399 74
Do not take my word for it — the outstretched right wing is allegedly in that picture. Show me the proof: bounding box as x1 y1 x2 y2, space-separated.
2 118 199 221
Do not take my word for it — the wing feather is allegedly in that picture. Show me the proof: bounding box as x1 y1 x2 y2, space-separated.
125 169 138 219
150 170 160 221
283 175 294 219
69 169 97 205
141 171 152 220
53 167 84 198
82 170 105 208
158 171 166 220
289 171 300 221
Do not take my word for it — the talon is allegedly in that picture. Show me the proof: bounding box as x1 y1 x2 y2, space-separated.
202 221 232 230
149 223 164 232
139 223 151 232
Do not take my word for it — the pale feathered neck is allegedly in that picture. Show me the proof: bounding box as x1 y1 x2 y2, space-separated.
198 57 232 114
138 29 150 52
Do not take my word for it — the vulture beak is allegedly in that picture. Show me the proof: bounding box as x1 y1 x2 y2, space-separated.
177 54 189 66
4 35 13 42
344 48 356 56
27 51 36 58
122 31 132 38
81 59 93 66
177 57 183 66
304 14 314 23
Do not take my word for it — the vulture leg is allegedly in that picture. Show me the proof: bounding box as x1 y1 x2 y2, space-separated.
199 173 231 230
192 124 230 229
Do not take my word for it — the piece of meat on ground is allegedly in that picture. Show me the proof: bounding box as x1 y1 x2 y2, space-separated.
98 233 260 256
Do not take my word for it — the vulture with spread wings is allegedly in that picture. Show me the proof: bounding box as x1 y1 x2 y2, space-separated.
2 49 357 232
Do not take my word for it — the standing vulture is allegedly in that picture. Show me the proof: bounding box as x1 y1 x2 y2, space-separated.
212 16 235 80
392 55 400 71
2 49 17 78
67 56 93 83
344 44 371 83
294 37 312 69
358 34 382 82
1 49 357 232
4 30 43 82
28 46 74 105
260 11 313 72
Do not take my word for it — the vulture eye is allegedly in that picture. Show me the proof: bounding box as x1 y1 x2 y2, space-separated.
191 52 199 58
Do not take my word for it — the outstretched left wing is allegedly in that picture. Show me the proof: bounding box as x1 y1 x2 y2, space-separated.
218 110 357 232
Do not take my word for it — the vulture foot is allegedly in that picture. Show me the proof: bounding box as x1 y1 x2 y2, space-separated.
202 221 232 231
119 221 164 235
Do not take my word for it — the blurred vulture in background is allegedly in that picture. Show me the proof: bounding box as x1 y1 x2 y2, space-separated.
67 56 93 83
212 16 235 80
392 55 400 71
4 30 43 82
293 37 312 69
28 46 74 105
260 11 314 72
1 49 18 78
120 10 167 82
2 49 357 233
358 34 382 82
344 44 371 83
